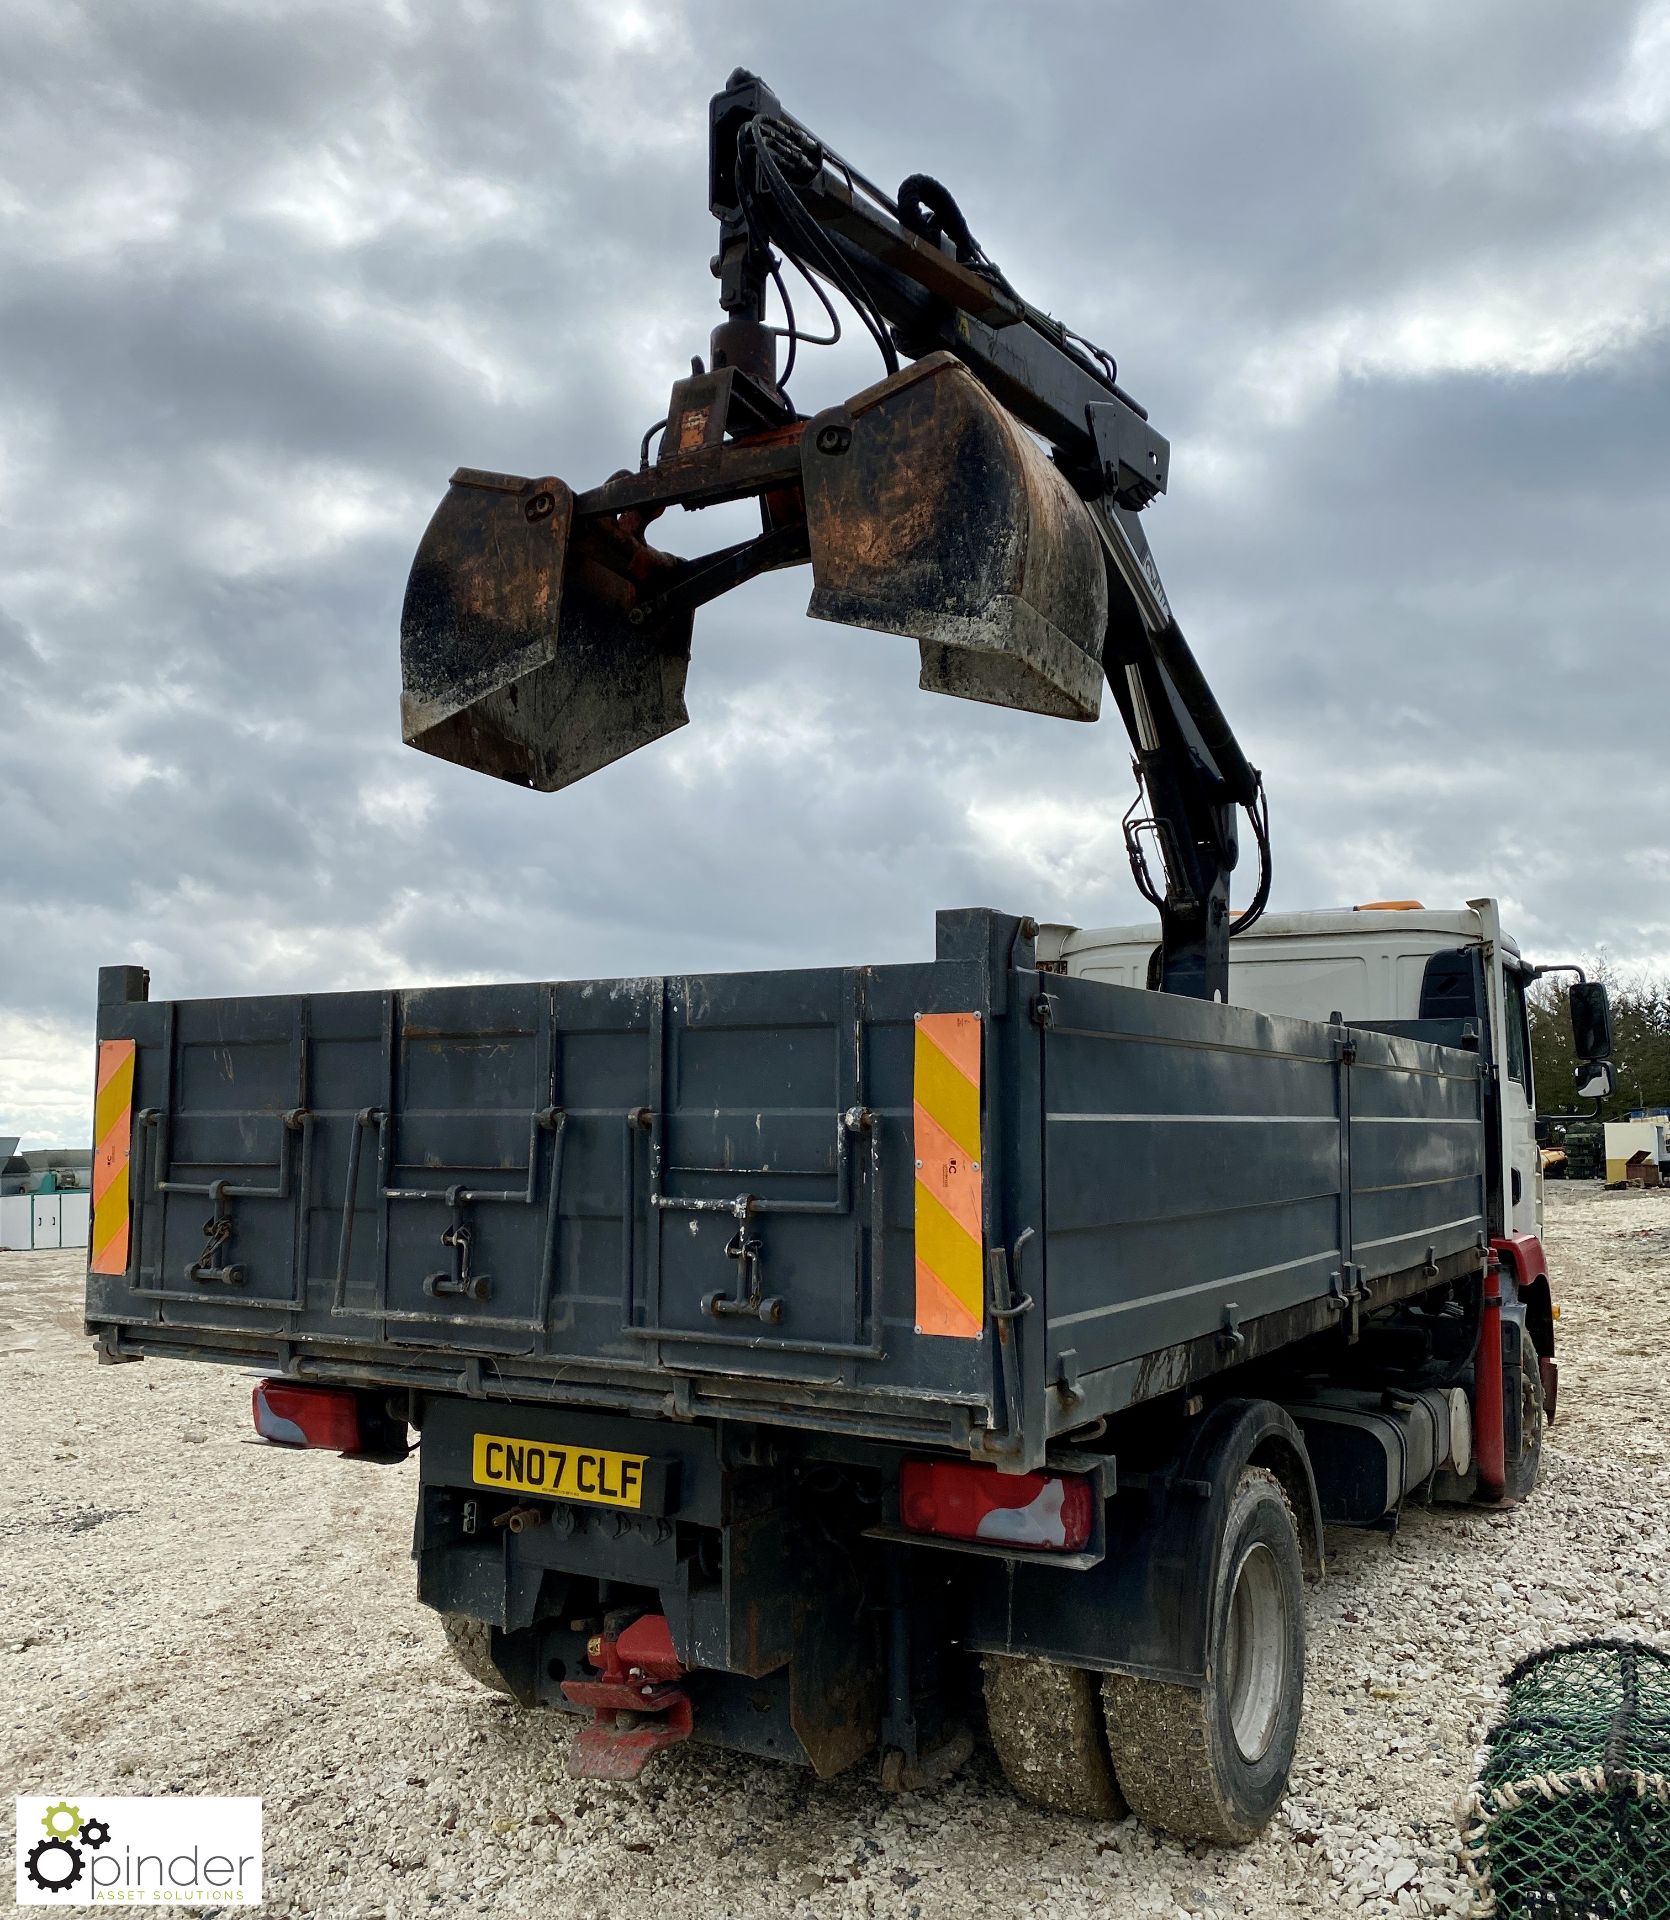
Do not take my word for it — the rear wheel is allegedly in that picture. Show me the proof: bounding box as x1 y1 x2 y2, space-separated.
1102 1467 1304 1845
439 1612 514 1695
1504 1335 1545 1503
983 1654 1127 1819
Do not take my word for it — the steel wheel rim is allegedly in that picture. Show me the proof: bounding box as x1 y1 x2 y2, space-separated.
1520 1354 1541 1463
1225 1541 1288 1762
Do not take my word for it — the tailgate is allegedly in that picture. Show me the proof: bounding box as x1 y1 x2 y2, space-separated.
85 914 1036 1450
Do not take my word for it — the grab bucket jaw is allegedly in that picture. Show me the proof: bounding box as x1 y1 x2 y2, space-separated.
802 354 1107 722
400 468 693 792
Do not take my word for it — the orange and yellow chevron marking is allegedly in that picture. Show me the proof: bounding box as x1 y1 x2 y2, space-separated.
90 1039 136 1275
913 1012 984 1339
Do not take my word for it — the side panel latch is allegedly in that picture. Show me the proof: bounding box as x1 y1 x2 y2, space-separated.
701 1197 784 1323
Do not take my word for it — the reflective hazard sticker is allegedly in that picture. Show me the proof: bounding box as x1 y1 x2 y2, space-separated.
913 1012 984 1338
91 1038 136 1275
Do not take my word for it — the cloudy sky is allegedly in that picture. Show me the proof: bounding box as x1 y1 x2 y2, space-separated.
4 0 1668 1147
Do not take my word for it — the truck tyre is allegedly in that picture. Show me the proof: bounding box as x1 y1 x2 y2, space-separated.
1101 1467 1303 1845
439 1612 513 1695
982 1655 1127 1819
1504 1336 1545 1503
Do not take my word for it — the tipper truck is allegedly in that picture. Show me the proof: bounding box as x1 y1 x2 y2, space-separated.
85 73 1617 1842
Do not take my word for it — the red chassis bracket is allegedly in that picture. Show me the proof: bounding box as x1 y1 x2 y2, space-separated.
1492 1231 1558 1424
559 1613 693 1781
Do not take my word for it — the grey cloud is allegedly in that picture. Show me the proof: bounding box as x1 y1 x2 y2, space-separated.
3 0 1669 1144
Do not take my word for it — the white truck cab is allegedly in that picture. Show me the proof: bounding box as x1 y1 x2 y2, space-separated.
1038 899 1546 1239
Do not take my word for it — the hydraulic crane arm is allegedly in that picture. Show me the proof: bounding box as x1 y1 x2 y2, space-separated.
399 69 1269 1000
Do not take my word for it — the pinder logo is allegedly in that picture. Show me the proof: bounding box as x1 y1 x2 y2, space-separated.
15 1797 262 1905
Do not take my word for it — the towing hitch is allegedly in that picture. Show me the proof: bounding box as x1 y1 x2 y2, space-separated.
559 1611 693 1781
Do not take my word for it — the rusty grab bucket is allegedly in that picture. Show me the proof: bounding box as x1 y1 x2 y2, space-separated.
801 353 1107 722
400 354 1110 792
400 469 694 792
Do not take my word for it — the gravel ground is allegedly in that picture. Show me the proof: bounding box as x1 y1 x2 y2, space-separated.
4 1182 1667 1919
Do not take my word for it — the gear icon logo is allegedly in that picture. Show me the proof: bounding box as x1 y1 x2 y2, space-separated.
22 1804 113 1895
24 1836 84 1893
41 1804 82 1841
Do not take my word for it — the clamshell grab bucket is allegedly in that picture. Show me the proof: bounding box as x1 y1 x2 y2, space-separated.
399 355 1110 793
802 354 1108 721
400 468 693 792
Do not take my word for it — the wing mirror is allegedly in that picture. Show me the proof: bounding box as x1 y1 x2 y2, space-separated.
1575 1060 1616 1101
1568 980 1613 1063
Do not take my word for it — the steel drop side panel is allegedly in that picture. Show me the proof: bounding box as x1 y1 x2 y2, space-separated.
1035 973 1487 1433
86 911 1487 1466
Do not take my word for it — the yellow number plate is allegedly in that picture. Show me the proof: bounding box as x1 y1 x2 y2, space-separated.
471 1434 648 1509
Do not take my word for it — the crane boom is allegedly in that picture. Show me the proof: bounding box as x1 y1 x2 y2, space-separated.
399 68 1268 999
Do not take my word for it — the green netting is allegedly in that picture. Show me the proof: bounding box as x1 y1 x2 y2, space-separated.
1460 1640 1670 1919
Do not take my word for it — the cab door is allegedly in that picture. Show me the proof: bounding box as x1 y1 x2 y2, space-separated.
1499 963 1541 1234
1471 899 1539 1236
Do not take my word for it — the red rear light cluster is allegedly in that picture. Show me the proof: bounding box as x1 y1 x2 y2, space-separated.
252 1380 365 1453
899 1459 1093 1551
